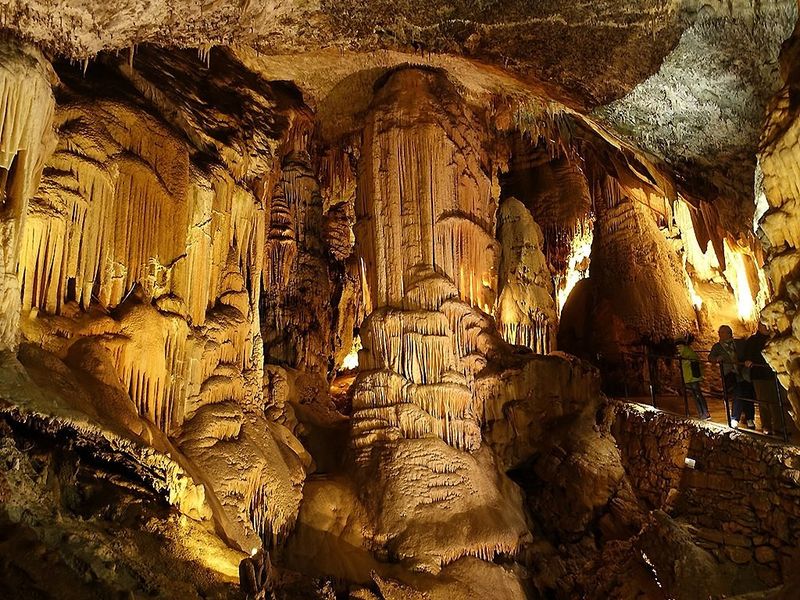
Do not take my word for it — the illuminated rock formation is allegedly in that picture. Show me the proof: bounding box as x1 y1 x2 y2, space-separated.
586 169 697 352
3 48 312 560
500 146 594 309
351 68 528 573
18 93 263 433
355 68 499 314
0 2 799 597
758 23 800 430
495 197 557 353
672 199 770 341
0 39 55 349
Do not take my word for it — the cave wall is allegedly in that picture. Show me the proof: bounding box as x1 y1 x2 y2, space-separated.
0 14 796 597
19 96 264 433
0 42 328 556
759 20 800 431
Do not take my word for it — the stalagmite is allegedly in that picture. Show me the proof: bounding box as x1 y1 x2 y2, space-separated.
495 197 557 353
350 68 528 570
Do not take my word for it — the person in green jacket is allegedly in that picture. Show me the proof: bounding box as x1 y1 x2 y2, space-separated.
678 334 711 419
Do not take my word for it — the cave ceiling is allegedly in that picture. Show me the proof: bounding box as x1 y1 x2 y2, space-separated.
3 0 796 232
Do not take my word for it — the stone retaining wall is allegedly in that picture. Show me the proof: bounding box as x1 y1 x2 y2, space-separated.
611 402 800 587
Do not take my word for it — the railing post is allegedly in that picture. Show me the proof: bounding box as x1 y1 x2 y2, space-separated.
720 362 732 427
775 375 789 443
647 351 657 408
678 355 690 417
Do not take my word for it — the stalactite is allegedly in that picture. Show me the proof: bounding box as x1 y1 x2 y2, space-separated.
18 101 190 315
0 39 56 349
17 95 266 436
587 168 698 346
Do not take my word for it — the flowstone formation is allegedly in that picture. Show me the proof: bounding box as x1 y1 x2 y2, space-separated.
1 39 312 564
496 197 557 353
0 39 55 350
1 0 800 598
759 20 800 432
587 168 697 354
350 68 527 571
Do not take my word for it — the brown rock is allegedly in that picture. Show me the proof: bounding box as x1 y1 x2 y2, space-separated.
726 547 752 565
695 528 724 544
723 533 752 548
755 546 777 564
751 493 771 513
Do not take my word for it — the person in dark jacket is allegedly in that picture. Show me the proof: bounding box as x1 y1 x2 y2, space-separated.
709 325 754 428
743 322 787 436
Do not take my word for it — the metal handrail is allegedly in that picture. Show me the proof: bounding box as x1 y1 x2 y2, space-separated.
599 349 790 442
611 349 767 369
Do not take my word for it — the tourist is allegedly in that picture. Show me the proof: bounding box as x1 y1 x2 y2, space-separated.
709 325 755 428
677 335 711 419
744 322 788 436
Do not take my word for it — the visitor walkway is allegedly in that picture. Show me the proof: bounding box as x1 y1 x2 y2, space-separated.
602 350 798 443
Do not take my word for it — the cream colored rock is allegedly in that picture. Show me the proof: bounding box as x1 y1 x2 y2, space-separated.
759 51 800 427
283 476 381 583
357 439 529 573
0 38 56 349
495 196 557 353
0 349 213 523
350 68 530 574
177 403 306 552
355 68 499 314
0 43 319 565
478 352 600 471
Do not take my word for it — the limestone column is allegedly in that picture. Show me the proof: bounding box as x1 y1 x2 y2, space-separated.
758 33 800 427
350 68 527 571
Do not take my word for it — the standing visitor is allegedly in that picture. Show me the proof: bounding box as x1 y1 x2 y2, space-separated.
709 325 755 429
677 334 711 419
744 322 787 436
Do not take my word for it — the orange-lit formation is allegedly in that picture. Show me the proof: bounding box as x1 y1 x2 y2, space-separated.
0 2 800 599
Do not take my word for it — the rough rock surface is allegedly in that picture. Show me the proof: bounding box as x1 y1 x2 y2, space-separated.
0 419 243 599
612 402 800 593
0 2 800 597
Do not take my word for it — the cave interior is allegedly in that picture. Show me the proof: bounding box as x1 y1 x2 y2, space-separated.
1 2 800 599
